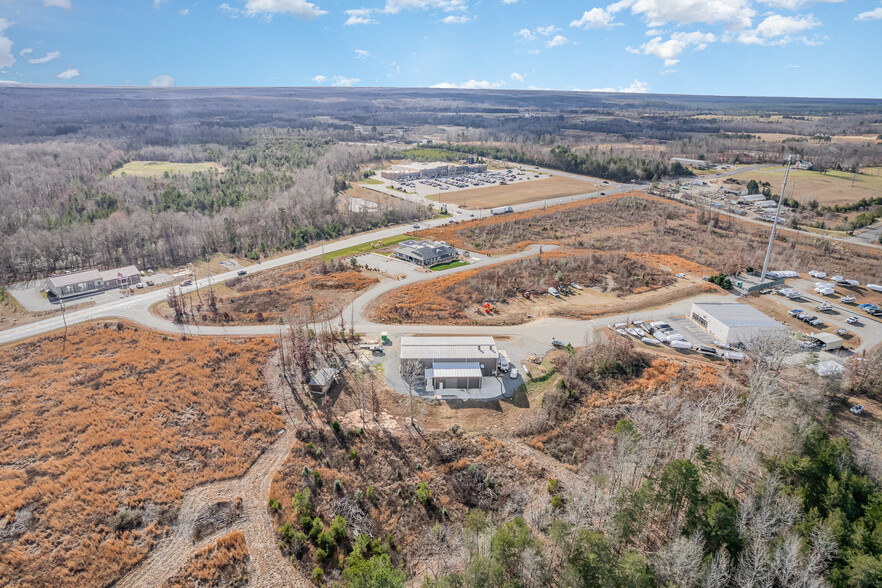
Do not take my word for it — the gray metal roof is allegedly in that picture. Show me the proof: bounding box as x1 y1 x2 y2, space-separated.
430 362 482 378
310 367 339 387
401 345 497 361
401 336 495 347
692 303 784 329
48 269 103 288
99 265 140 281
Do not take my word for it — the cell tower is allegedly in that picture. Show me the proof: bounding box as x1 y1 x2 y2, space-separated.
759 155 795 284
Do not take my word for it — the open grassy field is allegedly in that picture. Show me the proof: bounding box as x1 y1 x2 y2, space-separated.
428 175 599 208
109 161 224 178
727 168 882 206
164 531 249 588
0 322 283 587
320 233 412 261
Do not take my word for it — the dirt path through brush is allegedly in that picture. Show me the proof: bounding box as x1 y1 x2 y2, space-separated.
116 428 310 588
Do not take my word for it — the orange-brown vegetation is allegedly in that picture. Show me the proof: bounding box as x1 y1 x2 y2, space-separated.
419 192 681 255
419 191 882 284
163 531 249 588
159 259 379 325
0 323 283 588
367 249 676 325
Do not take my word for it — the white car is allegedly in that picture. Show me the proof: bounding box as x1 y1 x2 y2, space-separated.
850 405 864 415
846 316 859 325
509 368 518 380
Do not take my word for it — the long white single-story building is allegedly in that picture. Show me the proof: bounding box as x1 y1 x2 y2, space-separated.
690 302 787 345
47 265 141 299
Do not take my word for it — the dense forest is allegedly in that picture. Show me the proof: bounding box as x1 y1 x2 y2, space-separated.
0 136 426 281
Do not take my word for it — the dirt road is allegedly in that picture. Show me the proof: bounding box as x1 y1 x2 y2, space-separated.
116 429 310 588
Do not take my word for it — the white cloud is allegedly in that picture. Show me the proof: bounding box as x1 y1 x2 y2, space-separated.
761 0 841 9
312 74 327 83
633 30 716 66
383 0 466 14
149 74 175 86
331 75 359 86
441 14 470 23
0 19 14 71
154 0 167 7
570 7 619 30
510 72 524 82
536 25 560 36
502 0 518 3
611 0 755 30
344 8 378 24
354 49 371 59
430 79 504 89
180 8 190 15
515 28 536 41
40 0 72 8
21 49 61 64
0 79 21 84
588 79 648 93
57 68 80 79
546 34 569 47
856 6 882 20
737 13 820 45
225 0 327 19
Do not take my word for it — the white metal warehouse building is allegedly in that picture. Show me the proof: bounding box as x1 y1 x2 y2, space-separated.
400 336 499 391
690 302 787 345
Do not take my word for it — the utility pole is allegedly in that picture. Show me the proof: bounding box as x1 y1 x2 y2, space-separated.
60 299 68 352
760 156 794 284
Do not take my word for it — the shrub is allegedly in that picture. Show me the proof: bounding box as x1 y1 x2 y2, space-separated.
317 530 336 553
268 497 282 512
348 449 359 462
312 567 324 584
334 479 342 493
331 419 341 433
314 547 329 563
416 482 432 506
330 515 347 543
313 470 322 485
365 486 374 500
550 494 565 509
547 479 560 495
111 509 143 532
293 488 313 517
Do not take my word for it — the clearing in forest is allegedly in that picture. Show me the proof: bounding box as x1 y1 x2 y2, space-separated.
0 322 283 588
109 161 224 178
725 168 882 206
427 174 600 208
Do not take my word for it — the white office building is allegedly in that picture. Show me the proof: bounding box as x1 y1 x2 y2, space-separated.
690 302 787 345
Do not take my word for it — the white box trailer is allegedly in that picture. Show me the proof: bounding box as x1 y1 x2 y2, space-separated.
490 206 514 215
869 284 882 293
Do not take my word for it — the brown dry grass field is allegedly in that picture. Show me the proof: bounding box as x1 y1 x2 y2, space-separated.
164 531 249 588
417 192 882 285
155 259 379 326
428 175 599 208
0 323 283 588
725 168 882 206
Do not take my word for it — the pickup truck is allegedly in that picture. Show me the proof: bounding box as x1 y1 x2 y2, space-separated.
552 339 565 348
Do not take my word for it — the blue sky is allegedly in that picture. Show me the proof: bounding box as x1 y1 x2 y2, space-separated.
1 0 881 97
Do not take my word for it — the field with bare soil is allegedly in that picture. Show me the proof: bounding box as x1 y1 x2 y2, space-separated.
164 531 249 588
428 175 599 208
156 259 379 325
0 323 283 588
366 248 687 325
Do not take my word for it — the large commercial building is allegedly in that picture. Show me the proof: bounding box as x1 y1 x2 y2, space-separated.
400 336 499 391
395 240 458 267
690 302 787 345
380 161 487 182
47 265 141 299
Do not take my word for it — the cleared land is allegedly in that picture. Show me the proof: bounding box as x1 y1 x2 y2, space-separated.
0 323 283 588
367 249 696 325
416 192 882 285
427 175 599 208
726 168 882 206
155 259 380 326
110 161 224 178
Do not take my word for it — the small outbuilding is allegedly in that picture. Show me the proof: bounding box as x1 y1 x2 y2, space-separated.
426 362 483 390
308 367 340 394
809 332 843 351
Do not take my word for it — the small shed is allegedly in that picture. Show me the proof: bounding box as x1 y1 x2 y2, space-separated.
809 332 843 351
308 368 340 394
427 362 482 390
